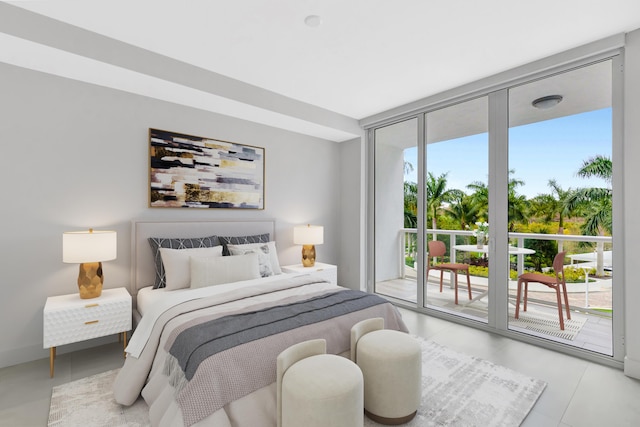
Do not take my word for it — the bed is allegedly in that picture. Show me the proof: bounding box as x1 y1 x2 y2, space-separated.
113 219 408 427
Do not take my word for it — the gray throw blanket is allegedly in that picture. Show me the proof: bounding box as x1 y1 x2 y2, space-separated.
170 290 385 381
161 287 405 426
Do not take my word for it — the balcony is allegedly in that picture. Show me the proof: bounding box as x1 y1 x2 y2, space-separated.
375 229 613 355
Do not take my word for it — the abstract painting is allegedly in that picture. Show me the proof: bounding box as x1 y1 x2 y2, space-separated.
149 128 264 209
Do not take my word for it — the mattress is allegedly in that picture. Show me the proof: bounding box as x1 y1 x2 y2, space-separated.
136 286 167 317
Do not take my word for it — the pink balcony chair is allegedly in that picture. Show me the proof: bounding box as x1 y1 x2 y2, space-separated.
426 240 472 305
515 251 570 330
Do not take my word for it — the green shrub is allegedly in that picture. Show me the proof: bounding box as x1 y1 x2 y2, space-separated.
466 265 594 282
469 266 488 277
563 266 596 283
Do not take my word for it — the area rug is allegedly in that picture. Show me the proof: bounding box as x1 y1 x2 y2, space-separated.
48 369 149 427
509 310 586 340
48 337 545 427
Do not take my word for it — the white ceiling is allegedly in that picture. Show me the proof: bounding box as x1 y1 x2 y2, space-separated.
376 59 613 150
3 0 640 141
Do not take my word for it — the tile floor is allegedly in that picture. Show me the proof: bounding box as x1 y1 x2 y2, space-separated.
0 339 125 426
1 309 639 426
398 308 640 427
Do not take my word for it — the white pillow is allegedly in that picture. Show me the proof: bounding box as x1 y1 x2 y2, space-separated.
159 246 223 290
190 253 260 288
226 241 282 274
227 244 273 277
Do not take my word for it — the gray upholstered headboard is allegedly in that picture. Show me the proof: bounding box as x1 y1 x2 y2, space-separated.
130 219 276 296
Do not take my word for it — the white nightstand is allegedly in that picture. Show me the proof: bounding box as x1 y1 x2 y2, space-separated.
43 287 132 377
281 262 337 285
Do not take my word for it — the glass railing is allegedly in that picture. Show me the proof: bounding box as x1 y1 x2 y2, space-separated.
399 228 613 313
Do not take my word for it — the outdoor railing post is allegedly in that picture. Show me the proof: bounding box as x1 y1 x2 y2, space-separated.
516 237 525 277
401 230 406 279
596 241 604 276
449 233 457 289
450 233 457 262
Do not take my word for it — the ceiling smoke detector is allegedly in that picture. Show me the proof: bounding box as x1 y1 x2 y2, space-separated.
304 15 322 28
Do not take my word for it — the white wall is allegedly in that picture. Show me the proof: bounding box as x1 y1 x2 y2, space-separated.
374 142 404 281
623 28 640 379
0 62 343 368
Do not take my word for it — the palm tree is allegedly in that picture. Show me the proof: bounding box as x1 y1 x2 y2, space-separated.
404 161 417 227
581 197 612 236
576 155 612 181
444 192 479 233
467 170 528 232
404 161 414 175
466 180 488 220
529 179 578 253
566 155 612 235
530 180 576 227
426 172 463 239
508 173 529 232
403 180 419 264
404 181 418 228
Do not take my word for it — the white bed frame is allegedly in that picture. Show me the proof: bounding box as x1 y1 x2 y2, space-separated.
130 219 276 320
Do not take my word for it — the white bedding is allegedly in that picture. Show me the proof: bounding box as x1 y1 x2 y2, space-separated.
135 271 316 317
136 286 166 317
127 273 310 358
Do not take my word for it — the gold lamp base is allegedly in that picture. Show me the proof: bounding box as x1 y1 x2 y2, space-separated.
77 262 104 299
301 244 316 267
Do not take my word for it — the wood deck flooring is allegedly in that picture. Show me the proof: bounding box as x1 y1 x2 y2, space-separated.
375 275 613 356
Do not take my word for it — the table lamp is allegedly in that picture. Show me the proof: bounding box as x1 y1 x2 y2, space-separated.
293 224 323 267
63 229 117 299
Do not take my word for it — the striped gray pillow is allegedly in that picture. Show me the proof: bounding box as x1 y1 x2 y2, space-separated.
148 235 219 289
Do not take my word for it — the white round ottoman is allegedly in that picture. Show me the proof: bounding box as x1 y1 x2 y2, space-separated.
355 328 422 425
277 339 364 427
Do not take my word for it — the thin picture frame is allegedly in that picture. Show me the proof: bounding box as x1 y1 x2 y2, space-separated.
149 128 265 209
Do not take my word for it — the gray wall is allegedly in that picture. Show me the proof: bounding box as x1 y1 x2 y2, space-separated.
0 62 350 367
338 137 365 290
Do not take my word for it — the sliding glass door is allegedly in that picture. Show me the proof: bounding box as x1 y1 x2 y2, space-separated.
423 96 489 322
370 54 620 360
374 117 418 303
507 60 614 355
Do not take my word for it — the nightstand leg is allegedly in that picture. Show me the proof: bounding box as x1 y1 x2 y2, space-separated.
49 347 55 378
122 331 127 357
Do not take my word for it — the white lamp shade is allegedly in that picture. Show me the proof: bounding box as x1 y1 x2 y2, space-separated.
293 225 324 245
63 230 117 263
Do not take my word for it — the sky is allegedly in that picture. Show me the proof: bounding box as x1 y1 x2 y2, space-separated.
403 108 612 198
